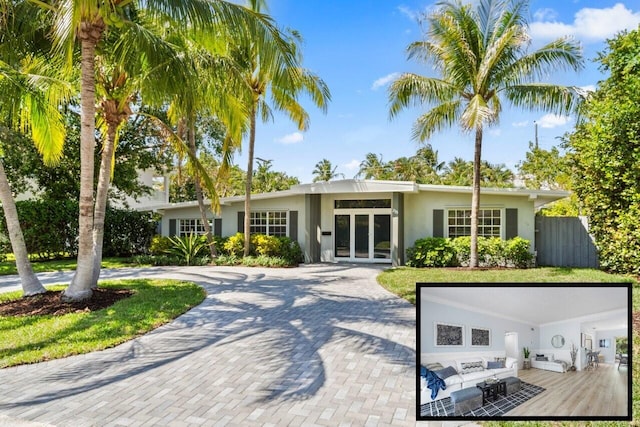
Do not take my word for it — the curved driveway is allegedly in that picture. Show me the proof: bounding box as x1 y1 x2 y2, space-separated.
0 264 417 426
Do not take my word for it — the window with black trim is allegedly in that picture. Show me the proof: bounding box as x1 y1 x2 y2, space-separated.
249 211 287 236
178 219 211 236
447 209 502 238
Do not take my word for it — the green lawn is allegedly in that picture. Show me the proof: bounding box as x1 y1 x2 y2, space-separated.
0 256 147 276
0 279 205 368
377 267 636 305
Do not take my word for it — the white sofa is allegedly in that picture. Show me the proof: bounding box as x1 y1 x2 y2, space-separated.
530 353 567 373
420 355 518 404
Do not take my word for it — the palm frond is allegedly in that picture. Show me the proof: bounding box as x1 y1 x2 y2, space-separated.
388 73 457 118
505 83 585 116
411 100 462 141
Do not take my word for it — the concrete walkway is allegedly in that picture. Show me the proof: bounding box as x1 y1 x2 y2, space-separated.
0 264 418 426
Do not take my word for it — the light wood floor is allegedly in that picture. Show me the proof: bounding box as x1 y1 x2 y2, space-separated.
507 363 629 416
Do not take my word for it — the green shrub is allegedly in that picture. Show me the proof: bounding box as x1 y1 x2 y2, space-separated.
223 232 247 257
149 236 173 256
0 200 157 260
406 237 458 268
409 236 533 268
166 233 210 266
504 237 534 268
277 236 303 266
212 254 240 265
250 234 279 257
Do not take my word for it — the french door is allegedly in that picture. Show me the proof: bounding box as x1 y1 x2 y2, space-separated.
334 210 391 262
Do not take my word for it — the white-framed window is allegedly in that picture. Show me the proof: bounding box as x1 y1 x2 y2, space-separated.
178 219 211 237
447 208 502 238
249 211 287 237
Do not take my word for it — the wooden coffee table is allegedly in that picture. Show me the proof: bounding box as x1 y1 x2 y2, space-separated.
476 379 506 405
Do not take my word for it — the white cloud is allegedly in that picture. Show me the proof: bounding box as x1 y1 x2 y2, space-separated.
398 5 417 21
533 8 558 22
536 114 572 128
512 120 529 127
371 72 400 90
276 132 304 144
580 84 596 93
488 129 502 136
344 159 360 171
530 3 640 42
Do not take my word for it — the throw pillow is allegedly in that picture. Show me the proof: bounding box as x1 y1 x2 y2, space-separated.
542 357 549 361
494 357 506 368
459 361 484 375
535 356 545 361
487 361 502 369
420 365 428 377
536 353 545 358
425 362 444 371
434 366 458 380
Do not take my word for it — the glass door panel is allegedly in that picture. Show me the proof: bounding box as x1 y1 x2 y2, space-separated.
355 214 369 258
373 215 391 259
334 215 350 257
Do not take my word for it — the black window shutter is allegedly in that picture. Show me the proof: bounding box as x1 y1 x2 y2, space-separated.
237 212 244 233
505 208 518 239
169 219 177 237
433 209 444 237
214 219 222 236
289 211 298 240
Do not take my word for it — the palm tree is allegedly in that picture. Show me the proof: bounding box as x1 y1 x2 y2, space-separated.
236 1 331 257
357 153 389 180
37 0 298 301
312 158 343 182
388 0 583 267
0 1 69 295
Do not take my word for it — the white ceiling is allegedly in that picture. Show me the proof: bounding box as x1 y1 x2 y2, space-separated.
420 286 629 330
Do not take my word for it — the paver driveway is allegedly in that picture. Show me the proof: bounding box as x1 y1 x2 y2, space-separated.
0 264 417 426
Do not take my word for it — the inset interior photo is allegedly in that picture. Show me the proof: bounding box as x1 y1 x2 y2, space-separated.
417 284 631 421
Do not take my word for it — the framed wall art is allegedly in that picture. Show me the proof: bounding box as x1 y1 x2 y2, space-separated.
470 326 491 347
434 322 465 347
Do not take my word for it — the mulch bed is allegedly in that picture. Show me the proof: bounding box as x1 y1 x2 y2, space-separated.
0 288 133 317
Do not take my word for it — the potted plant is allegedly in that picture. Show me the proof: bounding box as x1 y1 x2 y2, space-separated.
523 346 530 360
569 343 578 371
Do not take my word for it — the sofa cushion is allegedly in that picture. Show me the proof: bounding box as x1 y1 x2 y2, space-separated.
487 361 503 369
505 357 517 369
493 357 506 368
458 370 490 382
459 361 484 375
434 366 458 380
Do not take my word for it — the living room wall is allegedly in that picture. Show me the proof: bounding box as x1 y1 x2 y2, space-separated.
538 319 582 370
420 297 539 355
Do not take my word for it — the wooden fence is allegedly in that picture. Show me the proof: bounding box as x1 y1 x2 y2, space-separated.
535 216 599 268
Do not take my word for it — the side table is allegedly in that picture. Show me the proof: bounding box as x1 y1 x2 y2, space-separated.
523 360 531 370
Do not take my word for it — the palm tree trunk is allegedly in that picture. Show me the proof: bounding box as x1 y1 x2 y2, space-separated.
91 120 118 287
470 127 483 268
64 22 103 302
0 159 46 296
189 122 216 259
243 103 257 257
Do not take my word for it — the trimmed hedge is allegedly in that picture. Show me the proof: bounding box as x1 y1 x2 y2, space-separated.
406 236 533 268
0 200 157 260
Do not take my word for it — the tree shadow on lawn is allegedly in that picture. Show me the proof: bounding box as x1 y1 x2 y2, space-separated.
0 266 416 410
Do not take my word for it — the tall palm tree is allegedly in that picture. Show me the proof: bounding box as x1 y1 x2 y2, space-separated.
38 0 298 301
312 158 343 182
237 1 330 257
388 0 583 267
0 1 69 295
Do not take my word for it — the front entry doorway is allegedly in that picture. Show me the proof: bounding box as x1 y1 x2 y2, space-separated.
334 210 391 262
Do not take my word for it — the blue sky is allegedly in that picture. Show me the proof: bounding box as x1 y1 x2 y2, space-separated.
234 1 640 184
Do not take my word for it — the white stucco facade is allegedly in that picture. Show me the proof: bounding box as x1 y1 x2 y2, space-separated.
140 180 568 266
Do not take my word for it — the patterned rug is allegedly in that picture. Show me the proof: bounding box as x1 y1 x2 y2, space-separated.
420 381 546 417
